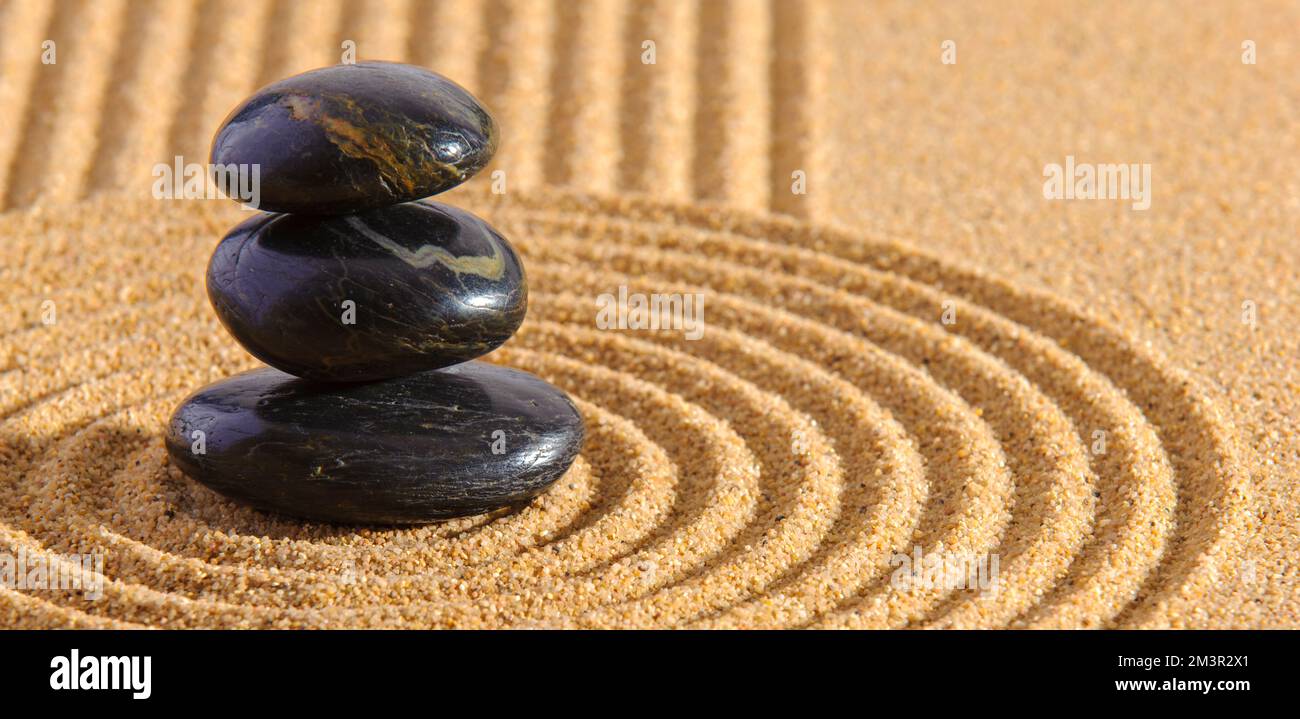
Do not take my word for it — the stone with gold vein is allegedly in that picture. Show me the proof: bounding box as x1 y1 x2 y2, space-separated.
210 61 497 214
207 200 527 382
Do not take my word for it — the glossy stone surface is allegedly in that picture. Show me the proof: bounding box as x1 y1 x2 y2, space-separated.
210 61 497 214
208 201 527 382
165 363 585 524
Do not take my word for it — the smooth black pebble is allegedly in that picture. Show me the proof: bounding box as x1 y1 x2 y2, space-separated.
210 61 497 214
207 200 526 382
165 362 585 524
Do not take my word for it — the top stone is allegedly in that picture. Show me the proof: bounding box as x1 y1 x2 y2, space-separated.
210 62 497 214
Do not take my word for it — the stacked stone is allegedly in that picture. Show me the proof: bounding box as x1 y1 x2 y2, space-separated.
165 62 584 525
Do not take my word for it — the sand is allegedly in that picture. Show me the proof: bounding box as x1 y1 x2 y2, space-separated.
0 0 1296 629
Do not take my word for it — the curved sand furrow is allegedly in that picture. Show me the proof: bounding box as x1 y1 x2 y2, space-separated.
529 293 928 627
2 279 904 621
528 267 1042 628
535 261 1096 629
12 359 663 602
0 190 1248 628
2 335 780 621
491 193 1232 624
515 209 1175 627
84 370 725 609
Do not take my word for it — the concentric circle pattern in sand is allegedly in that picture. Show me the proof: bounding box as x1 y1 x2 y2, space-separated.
0 187 1253 628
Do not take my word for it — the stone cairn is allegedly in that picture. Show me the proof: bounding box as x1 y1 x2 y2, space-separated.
165 62 584 524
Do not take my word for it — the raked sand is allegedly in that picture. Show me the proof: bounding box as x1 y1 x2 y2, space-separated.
0 0 1296 628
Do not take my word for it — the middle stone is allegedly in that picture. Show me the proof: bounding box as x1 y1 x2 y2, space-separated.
208 200 527 382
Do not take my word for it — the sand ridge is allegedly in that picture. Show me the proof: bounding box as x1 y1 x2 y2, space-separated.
0 187 1255 627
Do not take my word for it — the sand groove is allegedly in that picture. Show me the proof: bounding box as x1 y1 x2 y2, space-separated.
528 260 1094 628
543 0 624 190
0 0 843 216
2 0 126 209
0 0 55 206
691 0 771 210
514 210 1181 627
0 188 1250 628
84 0 199 196
475 0 554 192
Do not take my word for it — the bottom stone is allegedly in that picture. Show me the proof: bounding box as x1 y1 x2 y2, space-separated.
164 362 584 524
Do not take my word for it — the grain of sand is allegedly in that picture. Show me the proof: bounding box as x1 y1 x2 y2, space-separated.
0 0 1296 628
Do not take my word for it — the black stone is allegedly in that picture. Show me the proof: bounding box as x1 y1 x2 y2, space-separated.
164 363 585 524
210 61 497 214
207 201 527 382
